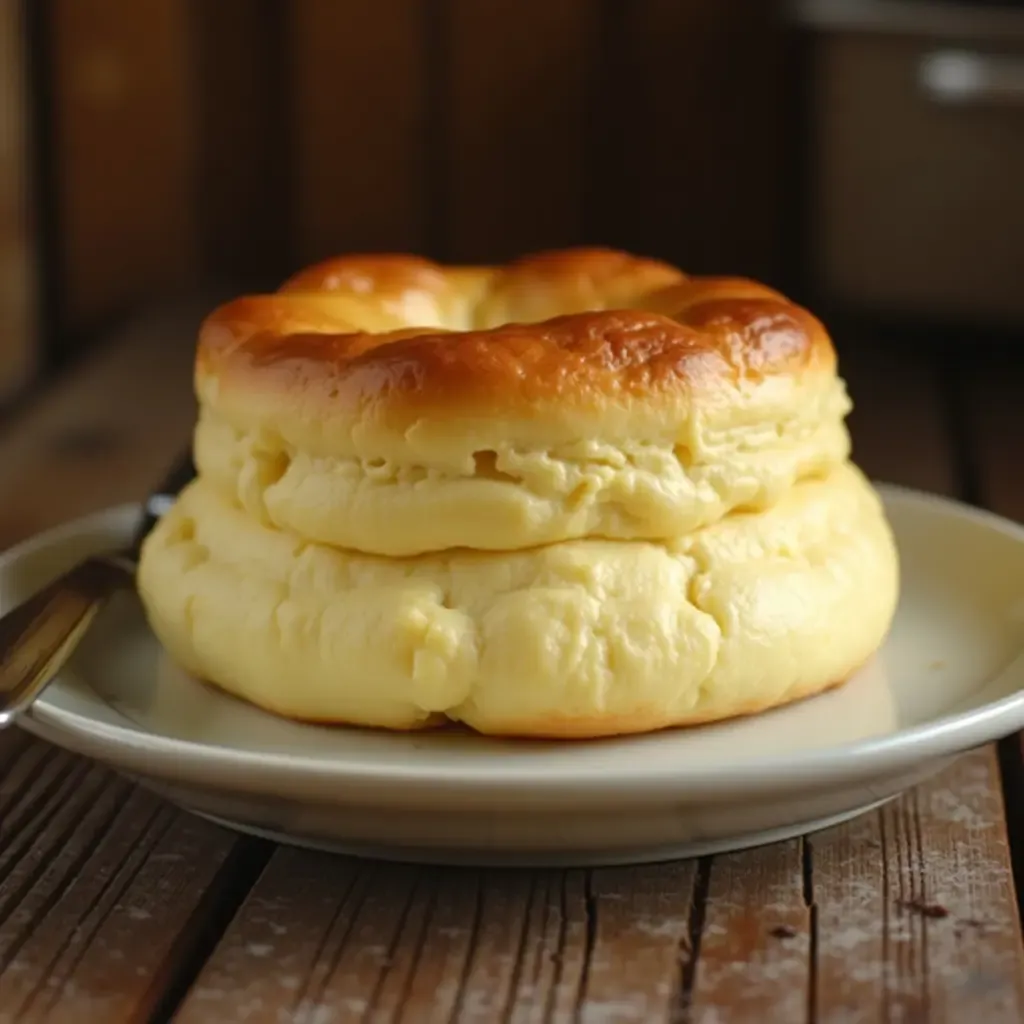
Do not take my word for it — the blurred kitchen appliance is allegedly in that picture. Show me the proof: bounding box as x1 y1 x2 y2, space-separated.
793 0 1024 329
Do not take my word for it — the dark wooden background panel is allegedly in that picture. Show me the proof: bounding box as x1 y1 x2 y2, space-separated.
20 0 800 348
191 0 291 290
964 356 1024 524
48 0 198 331
839 342 957 495
288 0 431 265
0 0 36 402
441 0 595 262
590 0 792 281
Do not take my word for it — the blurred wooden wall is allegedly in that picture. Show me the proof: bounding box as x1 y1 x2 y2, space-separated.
0 0 36 400
32 0 793 347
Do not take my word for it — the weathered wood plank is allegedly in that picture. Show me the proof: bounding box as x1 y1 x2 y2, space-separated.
0 740 241 1024
813 750 1024 1022
579 863 695 1023
911 755 1024 1020
810 796 887 1018
687 843 810 1022
171 849 363 1023
176 857 701 1022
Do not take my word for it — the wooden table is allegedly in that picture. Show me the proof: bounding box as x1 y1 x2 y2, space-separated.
1 309 1023 1023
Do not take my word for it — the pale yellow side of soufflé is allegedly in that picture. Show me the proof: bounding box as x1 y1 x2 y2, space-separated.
136 462 898 739
193 382 852 559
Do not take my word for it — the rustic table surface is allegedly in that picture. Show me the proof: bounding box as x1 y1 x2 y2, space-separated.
0 309 1023 1023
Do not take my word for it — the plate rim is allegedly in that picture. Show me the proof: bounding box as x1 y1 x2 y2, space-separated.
10 482 1024 800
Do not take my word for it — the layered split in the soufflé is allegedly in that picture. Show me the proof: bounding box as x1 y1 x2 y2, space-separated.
137 248 899 739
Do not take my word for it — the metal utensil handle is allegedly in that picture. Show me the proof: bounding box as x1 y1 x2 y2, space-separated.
0 449 191 727
919 50 1024 106
0 556 132 727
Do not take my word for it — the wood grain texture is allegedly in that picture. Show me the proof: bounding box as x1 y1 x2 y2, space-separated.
0 304 198 550
688 843 810 1021
175 857 701 1022
289 0 429 263
0 732 240 1024
49 0 198 329
581 864 695 1022
0 0 37 402
442 0 595 262
812 750 1024 1022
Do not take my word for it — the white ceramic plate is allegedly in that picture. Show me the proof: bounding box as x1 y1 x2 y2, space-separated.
8 485 1024 867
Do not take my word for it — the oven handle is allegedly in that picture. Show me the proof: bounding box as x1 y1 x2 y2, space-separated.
919 50 1024 106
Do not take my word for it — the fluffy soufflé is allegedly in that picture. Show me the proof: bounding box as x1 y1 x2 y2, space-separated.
137 248 899 738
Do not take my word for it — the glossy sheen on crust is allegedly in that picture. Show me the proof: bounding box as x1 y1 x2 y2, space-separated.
136 464 899 739
193 248 852 555
197 248 836 430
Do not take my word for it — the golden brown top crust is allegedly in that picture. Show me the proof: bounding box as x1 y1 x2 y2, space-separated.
196 247 837 425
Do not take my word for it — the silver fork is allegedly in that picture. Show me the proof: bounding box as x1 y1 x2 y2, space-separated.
0 462 191 727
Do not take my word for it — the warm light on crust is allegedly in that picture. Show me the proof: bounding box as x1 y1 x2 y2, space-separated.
193 248 851 556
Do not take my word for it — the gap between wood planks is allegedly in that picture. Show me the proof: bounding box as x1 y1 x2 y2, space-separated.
0 731 274 1024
